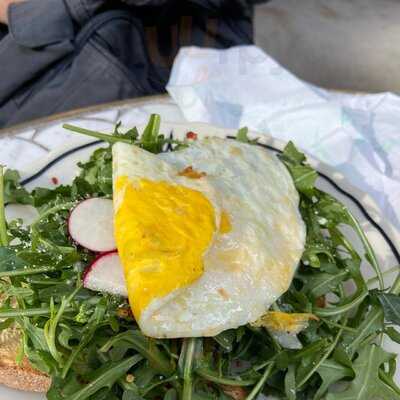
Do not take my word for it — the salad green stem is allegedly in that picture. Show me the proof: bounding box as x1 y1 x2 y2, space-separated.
63 121 183 148
313 288 368 317
348 307 382 353
181 338 198 400
347 210 384 290
100 331 173 376
293 340 327 362
0 166 8 246
253 360 274 372
66 354 143 400
245 362 274 400
26 278 64 285
0 307 52 318
141 114 161 143
352 270 400 350
321 318 357 333
196 368 257 386
390 271 400 295
0 265 56 278
296 319 346 389
63 124 133 144
141 374 179 396
367 266 400 288
45 285 81 364
379 369 400 396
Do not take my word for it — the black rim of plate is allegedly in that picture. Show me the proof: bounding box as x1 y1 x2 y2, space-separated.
21 138 400 265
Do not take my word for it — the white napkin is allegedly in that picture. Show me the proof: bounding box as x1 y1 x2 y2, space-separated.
167 46 400 232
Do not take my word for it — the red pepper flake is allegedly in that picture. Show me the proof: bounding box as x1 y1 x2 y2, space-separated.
51 177 59 185
186 131 198 140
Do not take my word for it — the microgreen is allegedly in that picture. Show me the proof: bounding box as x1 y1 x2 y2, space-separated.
235 127 258 144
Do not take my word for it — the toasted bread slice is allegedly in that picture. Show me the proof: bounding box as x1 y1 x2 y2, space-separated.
0 326 51 392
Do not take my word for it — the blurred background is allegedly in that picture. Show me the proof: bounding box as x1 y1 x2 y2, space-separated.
1 0 399 128
255 0 398 92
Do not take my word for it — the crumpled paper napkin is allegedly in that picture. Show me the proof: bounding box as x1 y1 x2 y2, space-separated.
167 45 400 232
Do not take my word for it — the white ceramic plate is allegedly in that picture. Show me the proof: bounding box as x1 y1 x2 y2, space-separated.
3 122 400 399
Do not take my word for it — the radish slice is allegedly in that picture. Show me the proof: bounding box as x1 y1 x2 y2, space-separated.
83 251 128 297
68 198 116 252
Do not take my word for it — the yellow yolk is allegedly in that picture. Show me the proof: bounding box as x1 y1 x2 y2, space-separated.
114 176 216 320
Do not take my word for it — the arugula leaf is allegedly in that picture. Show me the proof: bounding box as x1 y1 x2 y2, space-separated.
314 359 354 400
280 142 318 194
302 271 349 298
327 345 400 400
3 168 33 205
140 114 162 153
213 330 236 352
114 121 139 143
64 355 143 400
0 247 25 274
179 338 203 400
281 141 307 164
235 127 257 144
245 363 274 400
375 292 400 325
61 300 107 378
44 287 81 365
344 305 384 354
100 330 173 376
385 327 400 344
284 364 296 400
77 147 113 196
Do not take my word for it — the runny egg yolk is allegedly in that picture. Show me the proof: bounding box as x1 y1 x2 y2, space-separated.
114 176 216 320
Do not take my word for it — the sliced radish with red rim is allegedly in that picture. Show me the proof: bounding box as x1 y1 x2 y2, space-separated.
68 198 116 252
83 251 127 297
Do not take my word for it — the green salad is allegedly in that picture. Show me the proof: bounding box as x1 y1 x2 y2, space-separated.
1 115 400 400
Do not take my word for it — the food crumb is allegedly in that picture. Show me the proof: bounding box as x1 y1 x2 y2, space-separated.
217 288 230 300
315 296 326 308
117 307 133 319
126 374 135 383
229 146 242 156
178 166 206 179
221 385 247 400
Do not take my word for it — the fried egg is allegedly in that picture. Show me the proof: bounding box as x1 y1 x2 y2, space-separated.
112 137 305 338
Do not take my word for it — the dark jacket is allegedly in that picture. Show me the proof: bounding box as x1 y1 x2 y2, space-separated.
0 0 257 127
